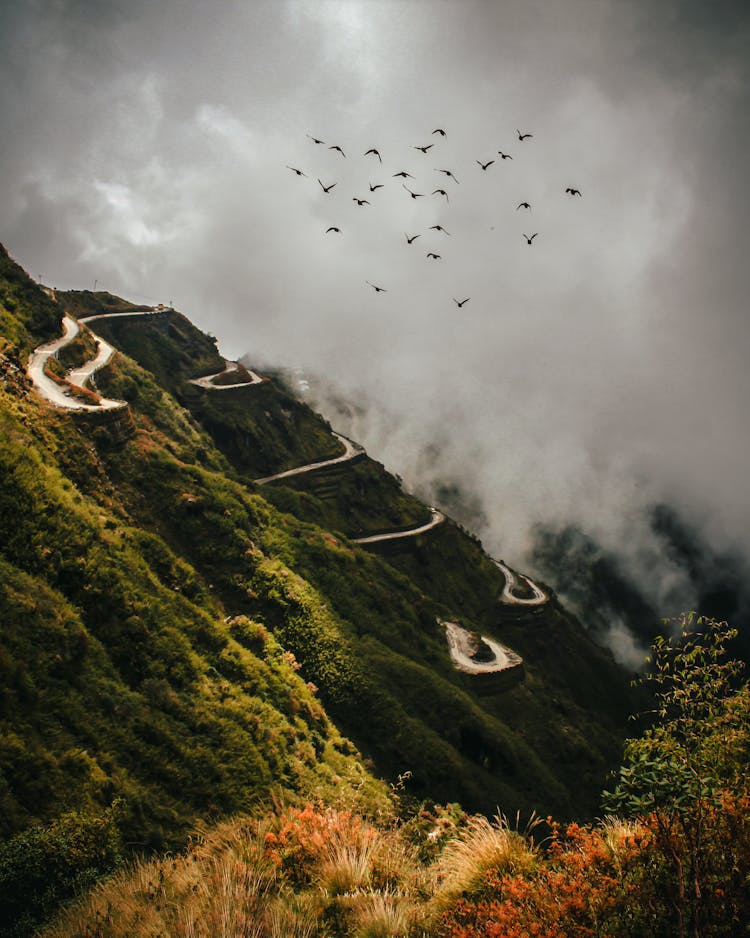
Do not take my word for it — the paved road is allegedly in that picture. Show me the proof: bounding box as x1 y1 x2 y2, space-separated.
255 433 365 484
443 620 522 674
26 315 126 411
189 359 264 389
351 508 445 544
494 559 547 606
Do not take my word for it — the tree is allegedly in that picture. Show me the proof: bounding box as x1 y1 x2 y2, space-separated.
603 613 749 937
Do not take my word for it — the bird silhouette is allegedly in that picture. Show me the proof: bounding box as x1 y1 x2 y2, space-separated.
318 179 336 193
414 144 434 153
516 130 533 141
326 227 341 233
369 183 384 191
522 233 538 244
497 151 513 160
352 198 370 206
405 233 421 244
477 159 495 171
365 148 382 162
393 171 414 178
429 224 451 235
287 166 306 176
432 128 447 136
307 135 325 144
329 144 346 157
403 184 425 199
366 281 387 292
435 169 459 184
426 253 441 260
453 297 470 308
516 202 531 211
565 187 582 196
432 188 449 202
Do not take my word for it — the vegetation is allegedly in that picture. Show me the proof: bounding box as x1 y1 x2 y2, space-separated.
38 619 750 936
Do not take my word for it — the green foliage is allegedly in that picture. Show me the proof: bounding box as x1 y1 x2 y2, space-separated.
0 804 123 938
0 245 61 354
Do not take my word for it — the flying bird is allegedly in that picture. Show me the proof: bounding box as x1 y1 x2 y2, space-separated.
516 201 531 211
329 144 346 157
405 233 421 244
365 148 382 162
366 281 387 292
565 187 582 196
453 297 470 308
393 171 413 178
403 184 425 199
318 179 337 193
414 144 434 153
307 135 325 144
429 224 451 235
286 166 306 176
516 129 533 141
352 198 370 206
476 159 495 171
497 151 513 160
432 188 449 202
426 253 441 260
522 233 538 244
432 128 447 136
435 169 459 184
369 182 384 191
325 227 341 233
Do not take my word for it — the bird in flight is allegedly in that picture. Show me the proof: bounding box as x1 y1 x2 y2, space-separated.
429 224 451 235
522 233 538 244
497 151 513 160
435 169 459 184
366 281 387 292
432 188 449 202
432 128 447 136
477 159 495 171
369 182 384 191
426 253 441 260
403 184 425 199
565 187 582 196
516 130 533 141
318 179 336 193
352 197 370 206
393 171 414 178
329 144 346 157
453 297 470 308
365 148 382 162
405 233 421 244
516 201 531 211
326 227 341 233
287 166 306 176
414 144 434 153
307 135 325 144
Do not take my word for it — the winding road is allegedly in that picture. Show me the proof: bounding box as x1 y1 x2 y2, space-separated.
443 620 523 675
494 559 547 606
188 360 265 389
350 508 445 544
26 314 126 411
254 433 365 484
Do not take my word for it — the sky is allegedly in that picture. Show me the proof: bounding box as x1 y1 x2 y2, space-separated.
2 0 750 658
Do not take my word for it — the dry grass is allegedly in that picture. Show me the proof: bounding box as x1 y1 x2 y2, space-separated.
431 812 538 906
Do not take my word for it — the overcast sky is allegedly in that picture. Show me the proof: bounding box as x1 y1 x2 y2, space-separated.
3 0 750 641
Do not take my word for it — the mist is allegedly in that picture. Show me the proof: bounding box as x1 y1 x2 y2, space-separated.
3 0 749 658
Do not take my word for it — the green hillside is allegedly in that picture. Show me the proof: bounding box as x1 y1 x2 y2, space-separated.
0 242 641 931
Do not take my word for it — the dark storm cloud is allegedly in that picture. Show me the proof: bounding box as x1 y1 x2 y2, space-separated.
2 0 749 659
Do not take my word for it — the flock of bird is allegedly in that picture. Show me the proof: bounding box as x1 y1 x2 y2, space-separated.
286 127 583 304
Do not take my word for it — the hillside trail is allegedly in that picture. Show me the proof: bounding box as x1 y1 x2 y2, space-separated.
254 433 365 484
494 559 547 605
350 508 446 544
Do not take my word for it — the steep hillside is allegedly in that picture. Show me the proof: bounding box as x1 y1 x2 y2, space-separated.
1 242 640 877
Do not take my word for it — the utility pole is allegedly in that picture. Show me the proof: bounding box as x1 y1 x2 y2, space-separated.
94 279 98 291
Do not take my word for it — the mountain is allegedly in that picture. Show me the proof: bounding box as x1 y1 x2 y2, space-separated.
0 243 639 898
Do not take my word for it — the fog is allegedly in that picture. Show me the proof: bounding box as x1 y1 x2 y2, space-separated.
3 0 749 657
